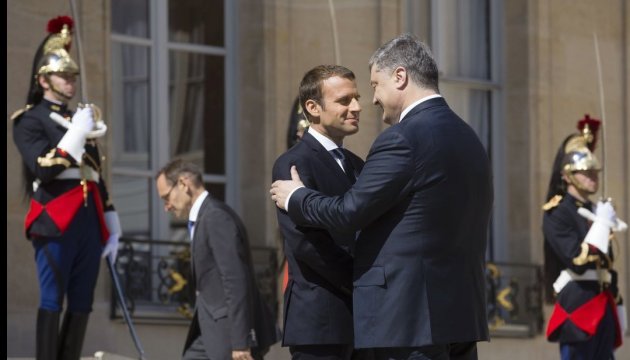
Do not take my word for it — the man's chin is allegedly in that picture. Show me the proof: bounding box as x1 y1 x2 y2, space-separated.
346 126 359 134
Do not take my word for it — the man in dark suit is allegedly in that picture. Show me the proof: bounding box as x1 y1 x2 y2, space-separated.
156 159 279 360
273 65 364 360
270 34 493 359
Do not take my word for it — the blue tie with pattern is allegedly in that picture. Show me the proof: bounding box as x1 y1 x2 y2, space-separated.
187 220 195 239
330 148 356 183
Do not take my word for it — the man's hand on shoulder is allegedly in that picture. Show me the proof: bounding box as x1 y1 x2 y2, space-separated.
270 165 304 210
232 349 253 360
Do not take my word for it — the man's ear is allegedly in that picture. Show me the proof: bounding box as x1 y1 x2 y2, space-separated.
38 75 49 90
561 172 571 185
393 66 408 89
304 99 320 120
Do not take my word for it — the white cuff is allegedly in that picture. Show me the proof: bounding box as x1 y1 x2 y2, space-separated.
618 305 628 334
57 126 87 163
284 186 305 212
105 211 122 236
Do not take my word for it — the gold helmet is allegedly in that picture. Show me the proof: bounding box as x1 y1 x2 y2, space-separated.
561 134 601 174
25 16 79 106
36 48 79 76
36 16 79 76
562 148 602 173
560 122 601 194
545 115 602 201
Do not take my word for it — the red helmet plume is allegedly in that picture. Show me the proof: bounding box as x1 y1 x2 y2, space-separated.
576 114 601 151
47 16 74 35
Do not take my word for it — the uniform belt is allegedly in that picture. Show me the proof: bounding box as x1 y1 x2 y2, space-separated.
55 167 100 183
32 167 100 192
553 269 612 294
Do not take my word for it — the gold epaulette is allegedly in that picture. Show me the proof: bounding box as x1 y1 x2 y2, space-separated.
9 105 33 121
542 195 563 211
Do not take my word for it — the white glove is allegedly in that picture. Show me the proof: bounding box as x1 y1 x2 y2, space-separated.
582 201 617 254
596 201 616 224
102 211 122 263
618 305 628 334
71 107 95 134
57 107 94 163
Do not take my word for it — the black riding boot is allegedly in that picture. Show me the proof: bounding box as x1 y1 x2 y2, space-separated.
36 309 60 360
57 312 89 360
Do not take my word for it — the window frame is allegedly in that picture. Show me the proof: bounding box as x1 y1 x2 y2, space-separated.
109 0 239 241
406 0 506 260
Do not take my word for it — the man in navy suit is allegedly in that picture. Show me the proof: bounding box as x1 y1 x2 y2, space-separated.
271 34 493 359
273 65 364 360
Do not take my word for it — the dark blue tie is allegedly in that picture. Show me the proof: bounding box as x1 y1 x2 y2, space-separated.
330 148 356 183
188 220 195 238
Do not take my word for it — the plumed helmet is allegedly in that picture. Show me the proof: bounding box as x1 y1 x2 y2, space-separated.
36 16 79 76
561 120 602 173
26 16 79 105
545 115 602 201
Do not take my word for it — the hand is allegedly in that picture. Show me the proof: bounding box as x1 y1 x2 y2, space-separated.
71 107 94 135
595 200 617 224
270 165 304 210
103 211 122 263
102 234 120 263
232 349 253 360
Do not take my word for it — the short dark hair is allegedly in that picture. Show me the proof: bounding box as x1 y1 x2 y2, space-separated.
298 65 355 122
368 33 439 93
156 158 203 187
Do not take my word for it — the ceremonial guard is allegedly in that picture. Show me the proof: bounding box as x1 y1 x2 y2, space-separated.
542 116 627 359
11 16 122 360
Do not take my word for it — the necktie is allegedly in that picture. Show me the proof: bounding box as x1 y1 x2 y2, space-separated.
188 220 195 239
330 148 356 183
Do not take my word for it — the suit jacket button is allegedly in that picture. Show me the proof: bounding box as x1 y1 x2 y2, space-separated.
196 291 200 297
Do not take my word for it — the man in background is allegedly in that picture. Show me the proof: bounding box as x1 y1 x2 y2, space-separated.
156 159 278 360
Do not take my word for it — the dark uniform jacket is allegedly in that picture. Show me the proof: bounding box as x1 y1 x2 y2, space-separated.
543 193 620 344
272 131 364 346
288 97 493 348
184 195 279 358
12 99 113 240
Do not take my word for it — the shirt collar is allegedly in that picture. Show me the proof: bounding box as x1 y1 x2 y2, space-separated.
41 97 69 114
308 127 342 151
189 191 209 222
399 94 442 123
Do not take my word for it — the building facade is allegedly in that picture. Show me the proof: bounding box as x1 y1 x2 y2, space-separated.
7 0 629 358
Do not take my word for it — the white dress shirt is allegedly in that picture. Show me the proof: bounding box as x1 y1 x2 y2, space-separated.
188 190 209 240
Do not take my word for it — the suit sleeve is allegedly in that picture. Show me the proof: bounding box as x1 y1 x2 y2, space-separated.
288 130 415 233
13 114 75 183
204 207 252 350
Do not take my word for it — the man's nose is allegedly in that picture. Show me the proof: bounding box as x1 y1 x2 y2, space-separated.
350 98 361 112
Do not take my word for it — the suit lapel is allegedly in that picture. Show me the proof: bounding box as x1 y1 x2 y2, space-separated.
191 196 212 286
301 132 354 185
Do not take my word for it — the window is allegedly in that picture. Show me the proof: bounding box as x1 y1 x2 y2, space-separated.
109 0 238 320
110 0 236 240
409 0 505 259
